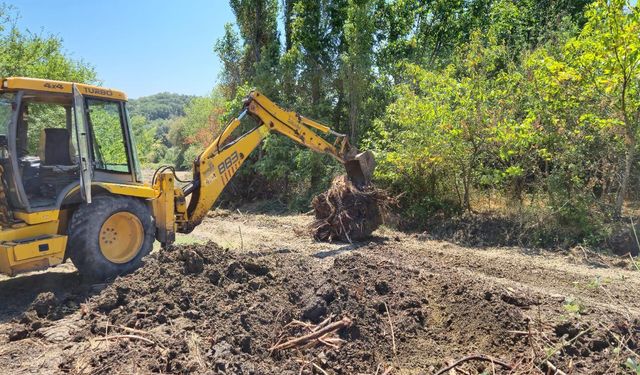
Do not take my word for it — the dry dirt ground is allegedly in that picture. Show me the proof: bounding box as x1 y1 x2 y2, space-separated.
0 209 639 374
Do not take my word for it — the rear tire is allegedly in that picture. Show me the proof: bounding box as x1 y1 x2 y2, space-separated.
68 195 154 281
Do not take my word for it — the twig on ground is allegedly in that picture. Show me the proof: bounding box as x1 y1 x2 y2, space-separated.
577 245 610 267
628 252 640 272
597 321 640 358
383 302 397 356
318 337 341 349
312 315 334 332
270 317 352 351
537 326 592 372
94 334 155 345
434 354 513 375
544 360 568 375
339 217 352 244
116 325 152 336
630 217 640 262
578 245 590 262
312 362 329 375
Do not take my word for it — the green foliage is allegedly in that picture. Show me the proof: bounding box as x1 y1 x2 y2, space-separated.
154 90 227 169
563 296 586 315
357 0 639 244
88 100 129 170
0 4 96 166
129 114 157 164
214 23 243 98
125 92 201 167
128 93 194 121
204 0 640 240
626 357 640 374
0 5 96 82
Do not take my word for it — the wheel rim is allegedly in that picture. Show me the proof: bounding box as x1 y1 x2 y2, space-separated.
99 212 144 264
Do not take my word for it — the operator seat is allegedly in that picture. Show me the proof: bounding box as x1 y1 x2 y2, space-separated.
34 128 79 203
38 128 75 166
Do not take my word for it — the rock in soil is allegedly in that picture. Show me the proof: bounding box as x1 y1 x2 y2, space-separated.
311 175 390 242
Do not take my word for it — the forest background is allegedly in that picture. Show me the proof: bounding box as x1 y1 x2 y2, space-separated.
2 0 639 250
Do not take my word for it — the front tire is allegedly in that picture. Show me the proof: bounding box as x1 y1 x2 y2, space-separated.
68 195 154 281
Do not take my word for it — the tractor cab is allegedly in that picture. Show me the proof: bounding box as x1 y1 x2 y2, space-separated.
0 77 143 214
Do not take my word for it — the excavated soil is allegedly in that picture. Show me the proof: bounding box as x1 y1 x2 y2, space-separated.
0 211 639 374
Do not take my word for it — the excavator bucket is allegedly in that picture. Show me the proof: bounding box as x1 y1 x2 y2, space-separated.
345 150 376 188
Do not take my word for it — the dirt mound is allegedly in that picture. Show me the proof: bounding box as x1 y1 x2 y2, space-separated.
24 241 527 374
311 175 389 242
3 239 638 374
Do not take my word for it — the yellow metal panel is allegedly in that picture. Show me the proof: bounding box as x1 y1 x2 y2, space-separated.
64 182 159 200
152 172 176 245
0 235 66 276
9 235 67 261
99 182 159 198
14 210 59 224
2 77 127 100
0 221 59 242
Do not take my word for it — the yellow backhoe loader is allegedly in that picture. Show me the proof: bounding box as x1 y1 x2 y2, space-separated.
0 77 374 280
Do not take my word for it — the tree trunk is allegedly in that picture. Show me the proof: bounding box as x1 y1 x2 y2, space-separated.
348 65 358 142
333 76 345 132
311 61 321 117
283 0 294 51
615 134 636 217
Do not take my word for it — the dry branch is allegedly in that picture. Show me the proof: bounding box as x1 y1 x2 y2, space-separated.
270 317 352 351
544 360 568 375
94 334 156 345
383 302 397 356
435 354 512 375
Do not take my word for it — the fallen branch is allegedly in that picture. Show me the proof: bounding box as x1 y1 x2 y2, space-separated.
312 362 329 375
383 302 397 356
628 252 640 272
270 317 352 351
116 325 153 336
312 315 335 332
94 334 155 345
544 360 568 375
435 354 512 375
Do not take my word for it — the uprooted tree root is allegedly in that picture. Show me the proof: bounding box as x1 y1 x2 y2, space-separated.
311 175 393 242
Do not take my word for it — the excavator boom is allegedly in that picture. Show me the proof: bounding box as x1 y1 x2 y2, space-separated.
242 92 375 186
171 91 375 234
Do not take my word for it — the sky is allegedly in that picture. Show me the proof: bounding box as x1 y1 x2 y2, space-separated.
6 0 236 98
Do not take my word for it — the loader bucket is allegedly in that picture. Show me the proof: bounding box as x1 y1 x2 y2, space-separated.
345 150 376 188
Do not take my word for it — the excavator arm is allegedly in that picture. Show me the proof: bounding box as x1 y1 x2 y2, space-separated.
155 91 374 236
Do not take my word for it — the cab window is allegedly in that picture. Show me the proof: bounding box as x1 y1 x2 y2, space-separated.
86 98 130 173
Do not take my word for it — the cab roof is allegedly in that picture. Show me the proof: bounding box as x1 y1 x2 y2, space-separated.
1 77 127 101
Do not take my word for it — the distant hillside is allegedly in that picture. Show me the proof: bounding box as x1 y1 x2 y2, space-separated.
128 92 195 120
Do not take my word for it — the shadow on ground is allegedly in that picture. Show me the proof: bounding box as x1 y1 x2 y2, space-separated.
0 266 107 323
313 236 389 259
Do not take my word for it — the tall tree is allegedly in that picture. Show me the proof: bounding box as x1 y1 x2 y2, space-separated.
229 0 281 96
214 23 243 98
342 0 374 142
569 0 640 215
0 6 96 83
